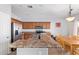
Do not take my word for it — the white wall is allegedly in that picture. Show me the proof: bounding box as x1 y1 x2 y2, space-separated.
0 5 11 55
73 16 79 35
11 13 22 21
50 18 68 37
18 18 51 22
12 13 51 22
73 20 77 35
68 21 74 35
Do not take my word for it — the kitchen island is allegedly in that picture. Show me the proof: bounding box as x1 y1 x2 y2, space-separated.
10 33 66 55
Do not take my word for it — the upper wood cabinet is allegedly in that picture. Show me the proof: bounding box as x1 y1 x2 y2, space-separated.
11 18 23 27
11 18 23 31
22 22 50 29
11 18 22 24
11 18 50 29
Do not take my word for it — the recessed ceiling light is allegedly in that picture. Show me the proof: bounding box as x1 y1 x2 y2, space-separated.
39 4 43 7
27 5 33 8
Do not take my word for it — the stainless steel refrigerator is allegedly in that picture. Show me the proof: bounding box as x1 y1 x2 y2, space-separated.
11 22 22 43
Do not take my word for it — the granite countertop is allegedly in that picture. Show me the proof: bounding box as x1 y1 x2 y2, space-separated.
10 33 66 54
10 33 62 48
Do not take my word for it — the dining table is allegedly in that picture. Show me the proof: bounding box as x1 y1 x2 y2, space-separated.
63 36 79 54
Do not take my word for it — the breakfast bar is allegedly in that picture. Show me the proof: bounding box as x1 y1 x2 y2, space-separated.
10 33 65 55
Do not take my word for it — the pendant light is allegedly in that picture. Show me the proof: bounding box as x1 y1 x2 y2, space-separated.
66 4 75 22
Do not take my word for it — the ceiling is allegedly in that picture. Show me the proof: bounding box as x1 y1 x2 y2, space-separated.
12 4 79 21
0 4 11 15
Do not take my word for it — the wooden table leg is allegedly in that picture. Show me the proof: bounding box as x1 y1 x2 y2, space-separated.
70 45 75 55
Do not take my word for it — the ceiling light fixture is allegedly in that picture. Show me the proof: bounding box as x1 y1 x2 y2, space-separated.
66 4 75 22
27 5 33 8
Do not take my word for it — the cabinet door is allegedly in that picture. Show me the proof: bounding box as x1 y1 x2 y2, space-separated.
0 12 11 55
17 48 48 55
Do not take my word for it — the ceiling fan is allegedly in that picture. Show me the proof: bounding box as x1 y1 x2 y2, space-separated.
66 4 75 22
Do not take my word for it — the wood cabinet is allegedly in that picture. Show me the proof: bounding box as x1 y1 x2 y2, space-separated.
22 22 50 29
11 18 22 25
22 32 51 40
11 18 23 30
22 22 50 40
22 32 33 39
